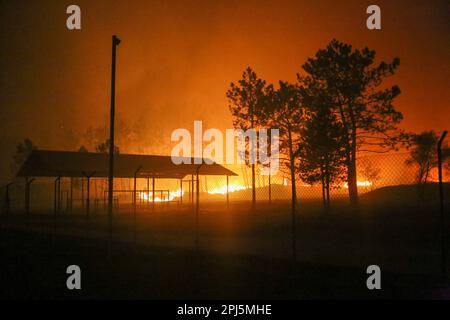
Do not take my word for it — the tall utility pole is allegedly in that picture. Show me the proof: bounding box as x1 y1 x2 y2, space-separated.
108 35 120 254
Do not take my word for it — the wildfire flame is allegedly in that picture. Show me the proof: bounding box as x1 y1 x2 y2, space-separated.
343 180 372 188
138 184 248 202
138 179 373 202
139 189 183 202
207 184 248 195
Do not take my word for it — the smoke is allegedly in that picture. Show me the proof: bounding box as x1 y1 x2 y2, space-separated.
1 0 449 183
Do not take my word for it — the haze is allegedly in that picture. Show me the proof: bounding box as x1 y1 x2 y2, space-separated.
0 0 449 181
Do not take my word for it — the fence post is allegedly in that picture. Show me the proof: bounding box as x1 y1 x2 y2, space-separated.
25 177 35 217
195 164 203 253
438 130 448 283
53 176 61 247
226 175 229 208
133 166 142 251
4 182 13 216
152 177 155 209
180 179 183 205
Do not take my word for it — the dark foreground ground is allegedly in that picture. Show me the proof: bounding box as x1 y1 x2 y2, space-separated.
1 184 449 299
0 229 448 300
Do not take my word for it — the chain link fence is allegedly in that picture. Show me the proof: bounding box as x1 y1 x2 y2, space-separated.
1 152 449 214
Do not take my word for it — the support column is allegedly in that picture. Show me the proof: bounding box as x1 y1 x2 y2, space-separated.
191 174 194 204
188 181 191 203
66 190 69 212
82 172 95 219
226 175 229 208
103 185 107 210
195 173 199 252
53 176 61 245
25 177 35 216
195 165 203 253
54 178 59 215
24 177 29 216
81 177 85 210
152 177 155 208
57 177 61 212
86 176 90 218
4 182 13 216
69 177 73 213
180 179 183 204
58 178 62 212
24 177 34 229
147 178 150 203
133 166 142 249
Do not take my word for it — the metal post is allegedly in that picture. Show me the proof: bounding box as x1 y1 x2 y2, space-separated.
24 177 34 229
53 177 61 245
57 177 61 212
147 178 150 203
133 175 137 208
66 190 69 212
81 177 85 209
438 130 448 283
69 177 73 213
180 179 183 204
82 172 94 219
108 35 121 256
152 177 155 208
24 177 29 216
133 166 142 249
54 178 58 215
226 175 229 208
103 188 107 209
188 181 191 202
25 177 30 216
4 182 13 216
195 165 203 252
86 176 90 218
191 174 194 204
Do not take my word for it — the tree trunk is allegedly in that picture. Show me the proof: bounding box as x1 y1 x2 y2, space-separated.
347 157 359 205
251 106 256 210
339 103 359 206
321 175 326 209
325 171 331 209
349 110 359 205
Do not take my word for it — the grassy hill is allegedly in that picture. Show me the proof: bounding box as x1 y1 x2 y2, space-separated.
361 183 450 206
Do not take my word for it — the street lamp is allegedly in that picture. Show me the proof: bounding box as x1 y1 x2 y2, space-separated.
108 35 120 255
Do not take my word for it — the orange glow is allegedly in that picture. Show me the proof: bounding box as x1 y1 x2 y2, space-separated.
343 181 373 189
208 184 248 195
139 189 183 202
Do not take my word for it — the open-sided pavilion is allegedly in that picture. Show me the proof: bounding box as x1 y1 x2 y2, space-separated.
15 150 237 215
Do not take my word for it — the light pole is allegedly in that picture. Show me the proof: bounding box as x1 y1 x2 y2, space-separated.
108 35 120 255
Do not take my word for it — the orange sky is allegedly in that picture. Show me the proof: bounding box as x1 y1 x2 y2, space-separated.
0 0 449 179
